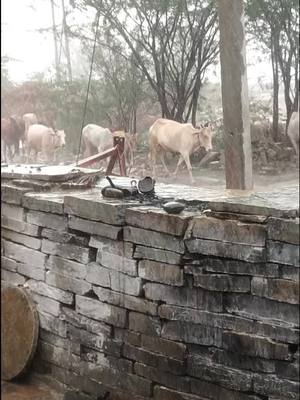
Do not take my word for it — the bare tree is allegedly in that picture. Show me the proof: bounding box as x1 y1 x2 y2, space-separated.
72 0 219 124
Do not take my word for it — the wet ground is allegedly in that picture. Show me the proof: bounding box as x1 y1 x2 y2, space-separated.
1 380 63 400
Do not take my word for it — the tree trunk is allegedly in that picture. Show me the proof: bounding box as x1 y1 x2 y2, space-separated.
62 0 72 81
191 77 202 126
271 38 279 141
50 0 60 82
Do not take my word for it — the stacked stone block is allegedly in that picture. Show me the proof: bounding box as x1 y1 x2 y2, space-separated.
1 181 299 400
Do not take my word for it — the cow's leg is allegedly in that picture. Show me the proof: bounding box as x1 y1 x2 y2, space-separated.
181 152 194 184
160 153 171 175
2 142 7 163
290 137 299 157
173 155 185 176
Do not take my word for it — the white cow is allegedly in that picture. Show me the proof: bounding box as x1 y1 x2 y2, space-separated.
27 124 66 163
287 111 299 156
23 113 38 137
82 124 113 158
22 113 38 156
149 118 213 183
82 124 136 171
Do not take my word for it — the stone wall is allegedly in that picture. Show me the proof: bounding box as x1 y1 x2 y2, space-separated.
1 181 299 400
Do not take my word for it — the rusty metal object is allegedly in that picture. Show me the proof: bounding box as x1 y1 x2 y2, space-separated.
101 176 138 198
1 287 39 381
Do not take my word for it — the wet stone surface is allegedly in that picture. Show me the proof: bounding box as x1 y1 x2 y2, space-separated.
96 177 299 218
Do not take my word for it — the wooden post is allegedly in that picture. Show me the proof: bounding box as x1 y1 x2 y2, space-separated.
217 0 253 189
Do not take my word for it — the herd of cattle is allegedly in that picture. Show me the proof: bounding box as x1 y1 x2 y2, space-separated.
1 110 298 182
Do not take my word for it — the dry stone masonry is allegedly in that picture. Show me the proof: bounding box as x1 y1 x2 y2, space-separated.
1 177 299 400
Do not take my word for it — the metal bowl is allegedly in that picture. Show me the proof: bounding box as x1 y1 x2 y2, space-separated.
162 201 185 214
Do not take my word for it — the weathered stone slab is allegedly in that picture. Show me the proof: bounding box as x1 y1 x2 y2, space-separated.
252 277 299 304
267 241 299 266
280 265 299 281
144 283 223 312
26 210 67 231
205 210 268 224
222 331 290 360
17 263 45 281
38 311 67 337
125 207 193 237
46 255 87 279
50 364 107 397
1 203 24 221
162 321 222 347
2 228 42 250
25 279 74 305
158 304 247 332
3 240 46 268
276 358 300 381
188 216 266 246
253 320 299 344
190 378 262 400
1 269 26 286
64 193 139 225
22 192 64 214
192 346 275 375
1 256 17 272
138 260 183 286
134 362 190 393
1 216 40 237
39 341 81 372
141 335 186 361
41 228 89 247
187 354 252 391
193 274 250 292
186 258 279 278
93 286 157 316
1 184 31 205
207 185 299 218
123 343 184 375
69 215 122 240
267 217 299 245
76 295 127 327
61 307 111 337
90 236 133 257
153 386 204 400
80 360 153 398
129 312 161 336
31 292 61 316
225 293 299 326
253 374 299 400
86 262 111 287
66 324 106 352
46 271 92 295
114 328 141 347
134 245 182 265
96 250 137 276
185 238 265 262
87 264 142 296
40 330 79 355
41 239 91 264
124 226 185 254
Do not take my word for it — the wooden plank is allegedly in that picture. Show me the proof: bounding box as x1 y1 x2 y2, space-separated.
75 146 118 168
217 0 253 190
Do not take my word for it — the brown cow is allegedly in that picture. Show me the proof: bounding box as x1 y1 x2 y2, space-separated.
1 116 25 163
